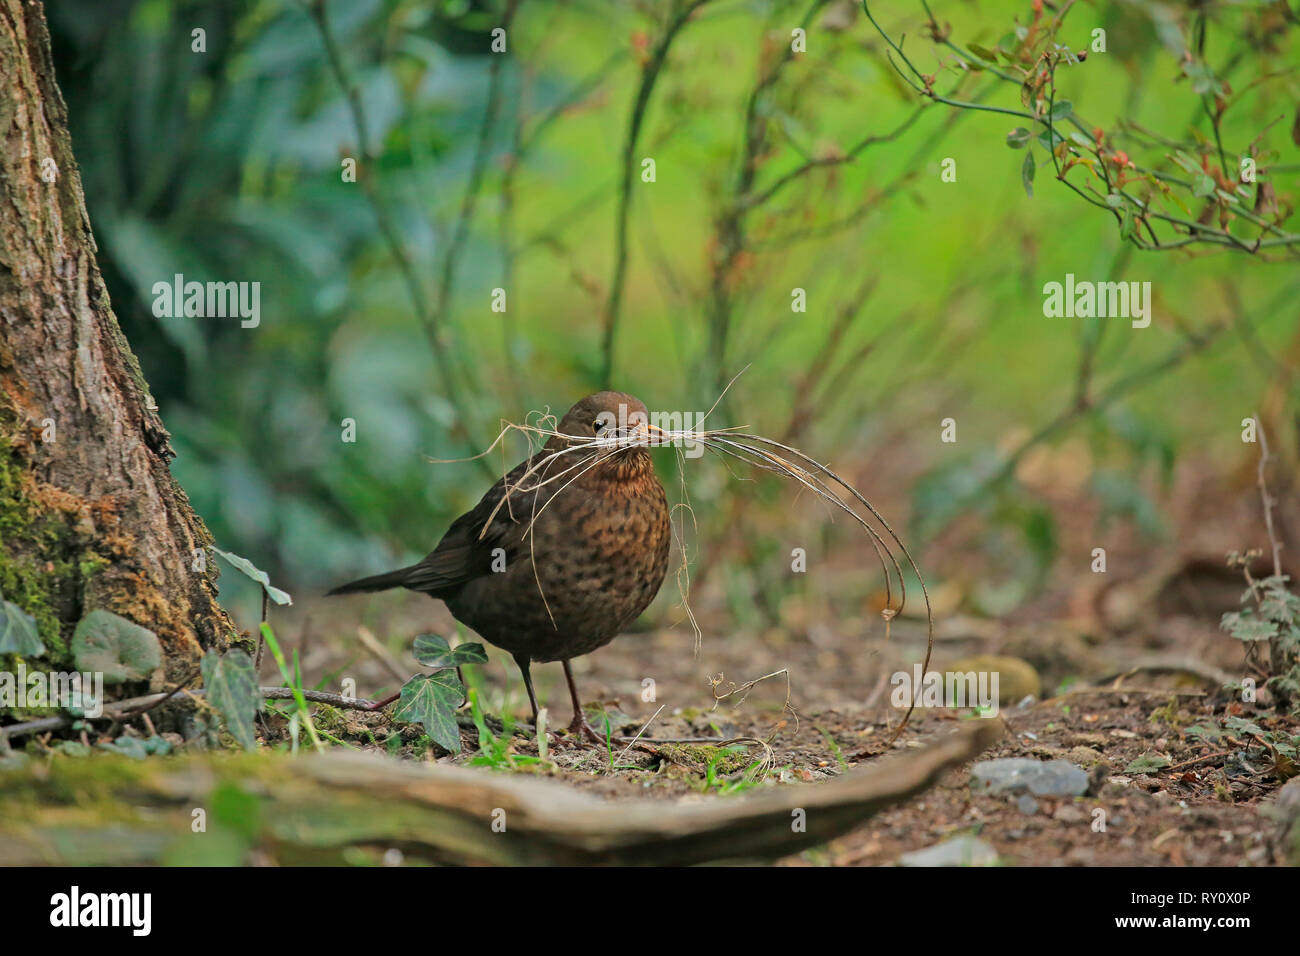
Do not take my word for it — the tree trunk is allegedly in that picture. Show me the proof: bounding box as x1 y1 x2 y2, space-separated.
0 0 234 688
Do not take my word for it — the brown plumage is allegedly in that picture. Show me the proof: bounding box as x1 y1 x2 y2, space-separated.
328 391 671 740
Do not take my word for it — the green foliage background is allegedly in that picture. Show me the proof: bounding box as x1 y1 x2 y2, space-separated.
46 0 1299 598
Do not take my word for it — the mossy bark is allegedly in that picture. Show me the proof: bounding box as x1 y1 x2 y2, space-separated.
0 0 235 689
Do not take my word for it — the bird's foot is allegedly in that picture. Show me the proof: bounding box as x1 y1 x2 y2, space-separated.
565 712 623 748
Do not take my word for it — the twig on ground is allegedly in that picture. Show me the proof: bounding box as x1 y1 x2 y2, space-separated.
354 626 410 685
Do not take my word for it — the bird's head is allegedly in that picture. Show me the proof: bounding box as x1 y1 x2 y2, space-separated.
544 391 661 484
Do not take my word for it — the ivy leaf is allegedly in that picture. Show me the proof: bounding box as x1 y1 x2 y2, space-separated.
201 649 261 750
393 670 466 753
0 598 44 657
1006 127 1031 149
71 610 161 683
412 633 489 669
1021 148 1036 198
212 547 293 606
1125 753 1171 774
97 735 173 759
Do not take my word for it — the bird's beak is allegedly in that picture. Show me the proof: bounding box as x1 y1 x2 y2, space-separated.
641 422 668 446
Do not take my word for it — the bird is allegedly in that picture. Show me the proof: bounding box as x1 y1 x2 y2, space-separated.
328 391 672 743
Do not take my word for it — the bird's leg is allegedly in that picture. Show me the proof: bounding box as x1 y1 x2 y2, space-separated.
513 652 540 725
563 659 619 745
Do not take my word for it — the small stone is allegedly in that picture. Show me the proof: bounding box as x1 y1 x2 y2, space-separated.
899 835 999 867
1015 793 1039 814
1053 803 1087 824
970 757 1089 797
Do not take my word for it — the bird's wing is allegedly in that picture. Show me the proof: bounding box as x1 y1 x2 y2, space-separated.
401 454 555 596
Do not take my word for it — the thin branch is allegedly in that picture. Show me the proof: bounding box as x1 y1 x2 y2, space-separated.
1255 417 1284 578
863 0 1300 254
307 0 490 473
0 685 395 743
600 0 712 388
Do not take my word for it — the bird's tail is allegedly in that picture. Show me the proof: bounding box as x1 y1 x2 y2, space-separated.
325 566 417 596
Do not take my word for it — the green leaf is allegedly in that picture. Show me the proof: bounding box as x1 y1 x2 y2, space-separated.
1021 148 1036 198
71 610 161 683
393 671 466 753
1119 205 1136 241
212 547 293 606
1223 716 1265 737
1035 128 1065 151
1125 753 1171 774
97 735 173 759
1186 722 1224 743
1006 127 1031 149
966 42 997 62
1049 99 1073 121
1192 173 1217 198
1220 611 1277 642
0 599 44 657
412 633 488 669
201 649 261 750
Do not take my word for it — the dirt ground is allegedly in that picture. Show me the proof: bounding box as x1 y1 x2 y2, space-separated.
204 447 1297 867
13 449 1298 865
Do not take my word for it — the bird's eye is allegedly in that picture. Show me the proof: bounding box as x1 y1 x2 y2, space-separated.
592 419 604 432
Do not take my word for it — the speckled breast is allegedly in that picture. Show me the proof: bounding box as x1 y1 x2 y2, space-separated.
448 464 671 663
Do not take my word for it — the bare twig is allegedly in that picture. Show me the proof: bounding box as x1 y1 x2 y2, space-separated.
307 0 489 471
1254 416 1284 578
600 0 713 387
355 626 410 685
0 685 394 742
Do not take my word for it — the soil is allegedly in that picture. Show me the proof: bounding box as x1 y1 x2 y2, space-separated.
12 450 1299 866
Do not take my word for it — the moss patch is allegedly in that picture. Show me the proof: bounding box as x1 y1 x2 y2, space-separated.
0 426 117 673
658 742 752 775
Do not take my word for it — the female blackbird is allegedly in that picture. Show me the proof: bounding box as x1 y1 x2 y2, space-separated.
328 391 671 742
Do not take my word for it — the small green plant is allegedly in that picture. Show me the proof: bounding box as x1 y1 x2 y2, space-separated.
465 689 543 771
815 725 848 771
1185 715 1299 781
260 623 323 754
201 645 259 750
1222 551 1300 711
391 634 488 754
700 746 766 795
